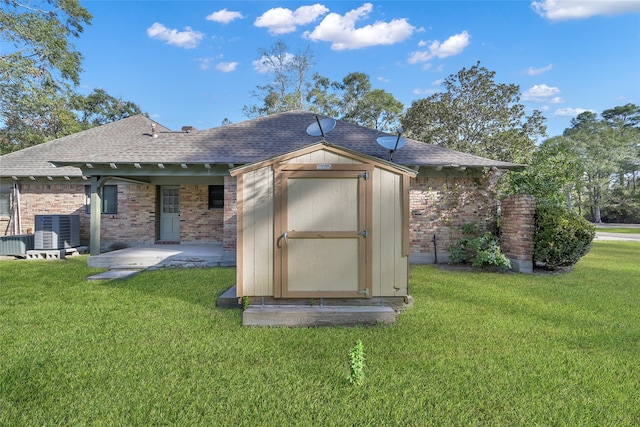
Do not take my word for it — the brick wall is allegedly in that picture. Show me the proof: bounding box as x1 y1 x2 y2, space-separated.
2 182 224 248
100 184 156 245
223 176 237 251
2 183 89 241
409 175 498 263
500 194 536 273
179 184 223 243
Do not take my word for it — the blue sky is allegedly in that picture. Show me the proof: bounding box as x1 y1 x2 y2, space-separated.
76 1 640 138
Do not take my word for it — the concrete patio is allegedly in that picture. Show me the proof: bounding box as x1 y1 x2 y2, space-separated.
87 243 236 270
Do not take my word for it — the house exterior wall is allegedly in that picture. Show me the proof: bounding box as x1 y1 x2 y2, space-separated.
223 176 237 252
408 172 499 264
100 184 156 246
1 183 88 240
2 167 535 273
179 184 224 243
1 182 224 249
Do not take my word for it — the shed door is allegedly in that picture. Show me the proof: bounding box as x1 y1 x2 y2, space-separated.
275 166 372 298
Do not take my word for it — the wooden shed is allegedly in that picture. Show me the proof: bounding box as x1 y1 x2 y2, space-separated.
230 141 417 325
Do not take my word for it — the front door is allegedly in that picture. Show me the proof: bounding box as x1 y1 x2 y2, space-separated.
160 186 180 242
275 165 372 298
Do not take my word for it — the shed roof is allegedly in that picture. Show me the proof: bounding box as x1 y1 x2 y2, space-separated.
0 110 523 178
229 141 418 178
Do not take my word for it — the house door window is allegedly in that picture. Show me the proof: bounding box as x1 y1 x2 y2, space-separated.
160 186 180 242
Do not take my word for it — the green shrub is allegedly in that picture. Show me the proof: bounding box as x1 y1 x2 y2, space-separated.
450 223 511 270
534 205 596 270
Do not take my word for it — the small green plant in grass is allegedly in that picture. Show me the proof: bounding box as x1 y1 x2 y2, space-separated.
242 296 249 310
347 340 366 386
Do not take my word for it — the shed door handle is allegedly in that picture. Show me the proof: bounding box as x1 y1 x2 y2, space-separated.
278 231 288 248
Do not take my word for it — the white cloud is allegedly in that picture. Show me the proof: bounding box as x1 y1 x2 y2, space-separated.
525 64 553 76
522 84 561 102
255 4 329 35
197 58 214 70
304 3 416 50
216 62 239 72
206 9 244 24
554 107 597 117
147 23 204 49
407 31 470 64
550 96 565 104
531 0 640 21
412 79 443 96
377 76 390 83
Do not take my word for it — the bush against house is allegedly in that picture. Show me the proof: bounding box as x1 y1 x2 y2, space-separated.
449 222 511 270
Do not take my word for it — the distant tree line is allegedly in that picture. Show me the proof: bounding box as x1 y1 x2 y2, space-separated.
508 104 640 223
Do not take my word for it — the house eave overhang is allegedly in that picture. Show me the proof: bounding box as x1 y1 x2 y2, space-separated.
412 163 526 172
49 161 231 177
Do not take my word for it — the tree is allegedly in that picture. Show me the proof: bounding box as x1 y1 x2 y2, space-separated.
345 89 403 132
602 104 640 194
0 0 92 151
507 135 584 210
0 0 91 85
307 71 403 132
602 103 640 127
506 104 640 223
307 72 341 118
244 43 404 132
242 41 315 118
401 61 546 163
72 89 142 129
564 110 639 223
333 72 372 119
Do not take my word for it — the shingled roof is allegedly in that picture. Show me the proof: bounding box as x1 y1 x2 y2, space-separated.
0 111 523 178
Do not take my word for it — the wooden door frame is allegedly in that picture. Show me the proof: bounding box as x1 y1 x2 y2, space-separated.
274 163 373 299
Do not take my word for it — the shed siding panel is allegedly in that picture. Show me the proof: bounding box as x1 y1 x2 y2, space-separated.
242 167 274 296
288 239 359 292
241 171 256 296
372 168 407 297
283 149 361 165
288 177 358 231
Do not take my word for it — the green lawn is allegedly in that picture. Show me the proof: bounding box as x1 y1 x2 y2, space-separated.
1 241 639 426
596 227 640 234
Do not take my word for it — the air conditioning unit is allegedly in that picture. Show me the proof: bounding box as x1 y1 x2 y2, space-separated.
34 215 80 250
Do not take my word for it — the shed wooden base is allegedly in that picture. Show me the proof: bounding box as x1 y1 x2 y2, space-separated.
243 305 397 327
243 295 412 311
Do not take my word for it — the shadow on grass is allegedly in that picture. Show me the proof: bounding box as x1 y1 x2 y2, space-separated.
98 267 237 312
